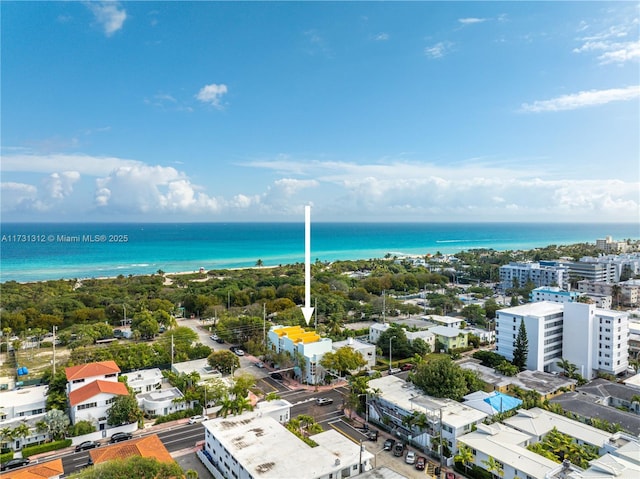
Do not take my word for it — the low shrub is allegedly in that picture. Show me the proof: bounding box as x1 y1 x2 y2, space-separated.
153 408 197 425
22 439 72 457
0 451 14 463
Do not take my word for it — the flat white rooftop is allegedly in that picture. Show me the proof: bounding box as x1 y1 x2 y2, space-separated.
498 301 564 316
204 412 372 478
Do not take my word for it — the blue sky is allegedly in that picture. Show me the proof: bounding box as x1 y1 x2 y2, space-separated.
1 1 639 223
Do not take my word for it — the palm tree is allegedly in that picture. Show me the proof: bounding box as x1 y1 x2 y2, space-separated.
217 396 235 418
0 427 14 449
611 284 622 308
482 456 504 479
454 443 474 474
255 259 264 268
12 423 31 449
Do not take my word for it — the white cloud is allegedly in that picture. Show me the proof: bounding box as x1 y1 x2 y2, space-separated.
458 18 487 25
85 1 127 37
43 171 80 200
0 153 143 176
0 182 38 212
375 33 389 41
574 38 640 64
424 41 454 59
195 83 228 108
520 85 640 112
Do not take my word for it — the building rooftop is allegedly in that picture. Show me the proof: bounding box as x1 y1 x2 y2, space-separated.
271 325 320 344
367 375 487 427
1 458 64 479
171 358 222 381
332 337 374 352
549 392 640 436
136 386 184 403
69 379 129 406
65 360 120 381
204 412 373 478
459 423 559 479
463 391 522 416
0 385 48 407
498 301 564 316
504 407 612 449
429 325 466 338
90 433 173 464
578 378 640 403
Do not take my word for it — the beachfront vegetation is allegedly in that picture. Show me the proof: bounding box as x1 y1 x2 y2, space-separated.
0 242 608 383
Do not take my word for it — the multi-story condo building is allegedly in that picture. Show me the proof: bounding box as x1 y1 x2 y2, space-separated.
530 286 581 304
496 302 630 379
578 279 640 307
65 360 129 427
596 236 631 254
498 261 568 292
496 302 565 373
267 325 333 385
566 260 617 284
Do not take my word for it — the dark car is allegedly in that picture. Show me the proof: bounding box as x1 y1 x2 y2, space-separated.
270 372 283 380
216 337 225 344
366 430 378 441
1 458 30 471
75 440 100 452
109 432 133 443
415 456 426 470
383 438 396 451
316 397 333 406
393 442 405 457
401 363 414 371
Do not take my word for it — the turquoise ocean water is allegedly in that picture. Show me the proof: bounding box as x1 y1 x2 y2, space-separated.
1 223 638 283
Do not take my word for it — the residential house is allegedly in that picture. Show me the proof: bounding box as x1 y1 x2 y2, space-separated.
332 337 376 370
65 361 129 428
429 326 468 352
0 386 48 450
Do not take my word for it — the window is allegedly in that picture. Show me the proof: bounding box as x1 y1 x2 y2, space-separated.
78 402 97 410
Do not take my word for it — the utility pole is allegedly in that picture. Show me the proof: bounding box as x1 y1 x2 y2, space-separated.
52 325 57 375
382 290 386 323
389 336 396 373
171 334 174 368
263 303 266 346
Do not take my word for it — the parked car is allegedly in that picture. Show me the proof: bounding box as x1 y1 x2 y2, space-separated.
216 337 225 343
254 361 265 368
401 363 414 371
270 372 283 380
315 397 333 406
383 438 396 451
366 430 378 441
415 456 426 470
234 349 245 356
210 334 219 341
188 415 205 424
389 367 402 375
109 432 133 443
75 440 100 452
393 442 405 457
405 451 416 464
1 458 30 471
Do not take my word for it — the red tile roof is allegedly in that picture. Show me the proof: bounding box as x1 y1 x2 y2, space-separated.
1 459 64 479
69 379 129 406
65 360 121 381
90 434 174 465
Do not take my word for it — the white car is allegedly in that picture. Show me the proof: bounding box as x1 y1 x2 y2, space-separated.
188 415 205 424
405 451 416 464
235 349 245 356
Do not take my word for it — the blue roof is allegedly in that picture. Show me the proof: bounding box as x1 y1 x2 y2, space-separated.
484 392 522 413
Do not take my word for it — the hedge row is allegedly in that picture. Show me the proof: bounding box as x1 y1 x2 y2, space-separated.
0 451 14 463
22 439 72 458
153 408 198 425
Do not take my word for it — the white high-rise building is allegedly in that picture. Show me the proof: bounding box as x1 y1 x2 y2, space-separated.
498 261 568 292
496 302 630 379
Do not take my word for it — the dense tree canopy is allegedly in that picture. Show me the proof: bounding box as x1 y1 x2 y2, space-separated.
320 346 367 376
67 455 184 479
412 356 482 401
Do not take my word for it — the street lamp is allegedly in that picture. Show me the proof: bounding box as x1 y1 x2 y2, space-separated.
389 336 396 373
